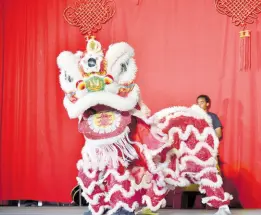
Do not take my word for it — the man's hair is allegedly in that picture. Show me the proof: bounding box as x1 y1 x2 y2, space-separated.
197 94 211 103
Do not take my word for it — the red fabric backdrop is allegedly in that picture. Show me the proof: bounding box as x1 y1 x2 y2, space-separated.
0 0 5 202
1 0 261 208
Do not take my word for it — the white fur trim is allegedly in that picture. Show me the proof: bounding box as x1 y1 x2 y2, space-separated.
130 108 150 123
77 177 97 196
139 100 151 117
202 192 233 205
150 105 213 127
179 141 216 157
194 167 219 180
198 173 223 188
81 190 103 205
76 169 132 196
63 84 140 119
83 127 131 147
164 177 191 187
104 82 120 94
130 98 151 122
78 174 140 215
104 177 149 202
151 181 168 196
88 201 111 215
57 51 82 71
77 170 151 203
148 125 219 157
142 195 166 212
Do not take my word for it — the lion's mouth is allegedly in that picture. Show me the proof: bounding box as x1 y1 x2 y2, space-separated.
79 105 132 140
87 110 121 134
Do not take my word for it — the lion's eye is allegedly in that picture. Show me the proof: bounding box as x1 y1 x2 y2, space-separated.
121 64 127 72
68 75 73 82
64 71 73 82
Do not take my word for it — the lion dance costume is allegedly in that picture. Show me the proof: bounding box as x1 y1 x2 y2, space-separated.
57 1 232 215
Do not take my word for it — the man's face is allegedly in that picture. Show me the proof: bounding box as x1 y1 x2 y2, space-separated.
197 97 209 111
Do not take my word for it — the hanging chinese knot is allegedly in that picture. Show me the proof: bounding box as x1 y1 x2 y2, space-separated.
215 0 261 71
63 0 116 38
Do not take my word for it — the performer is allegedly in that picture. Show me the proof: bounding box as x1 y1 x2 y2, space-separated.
197 95 222 139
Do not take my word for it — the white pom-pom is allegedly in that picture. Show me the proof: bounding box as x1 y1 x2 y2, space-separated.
57 51 75 70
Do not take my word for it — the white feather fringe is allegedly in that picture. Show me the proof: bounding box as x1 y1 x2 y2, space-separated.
82 127 138 171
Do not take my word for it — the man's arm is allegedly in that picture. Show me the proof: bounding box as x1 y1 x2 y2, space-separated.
212 114 222 139
215 127 222 139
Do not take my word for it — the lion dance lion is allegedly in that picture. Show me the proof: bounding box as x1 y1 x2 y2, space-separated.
57 37 232 215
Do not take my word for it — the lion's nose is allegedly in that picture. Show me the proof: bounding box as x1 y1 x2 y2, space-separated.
88 58 96 67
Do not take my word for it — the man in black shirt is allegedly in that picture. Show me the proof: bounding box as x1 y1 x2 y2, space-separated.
197 94 222 139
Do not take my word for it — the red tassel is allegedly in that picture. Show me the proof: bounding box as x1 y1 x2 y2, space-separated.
239 30 251 72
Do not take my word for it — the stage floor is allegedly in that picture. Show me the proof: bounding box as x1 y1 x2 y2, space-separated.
0 207 260 215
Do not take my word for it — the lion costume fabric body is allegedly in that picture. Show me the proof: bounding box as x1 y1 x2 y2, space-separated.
57 38 232 215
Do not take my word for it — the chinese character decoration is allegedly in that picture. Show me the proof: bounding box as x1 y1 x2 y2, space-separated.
63 0 116 39
215 0 261 71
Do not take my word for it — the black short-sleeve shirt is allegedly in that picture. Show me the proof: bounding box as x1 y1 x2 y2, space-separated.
208 112 222 129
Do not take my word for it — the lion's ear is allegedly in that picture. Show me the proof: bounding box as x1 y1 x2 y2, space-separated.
105 42 137 85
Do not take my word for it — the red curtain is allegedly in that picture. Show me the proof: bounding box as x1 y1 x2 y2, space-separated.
1 0 261 208
0 0 4 202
